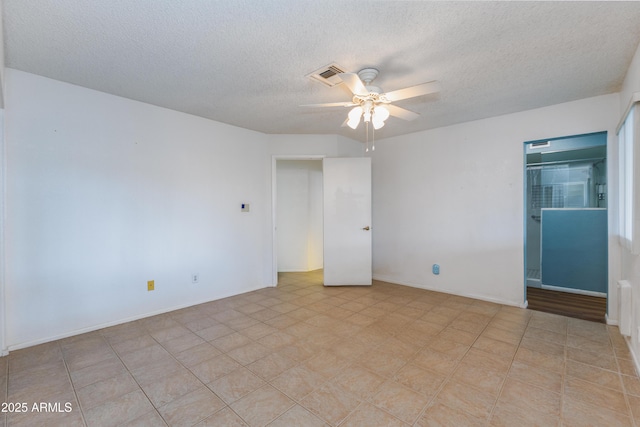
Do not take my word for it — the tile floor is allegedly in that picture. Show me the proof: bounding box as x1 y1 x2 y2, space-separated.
1 270 639 426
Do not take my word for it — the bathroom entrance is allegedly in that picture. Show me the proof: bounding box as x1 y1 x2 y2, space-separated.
524 132 608 320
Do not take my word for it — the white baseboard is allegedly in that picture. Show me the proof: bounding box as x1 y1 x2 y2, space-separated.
6 283 267 353
625 335 640 377
372 274 526 308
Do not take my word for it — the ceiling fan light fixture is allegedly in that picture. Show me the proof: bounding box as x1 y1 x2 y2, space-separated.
347 106 363 129
374 105 390 121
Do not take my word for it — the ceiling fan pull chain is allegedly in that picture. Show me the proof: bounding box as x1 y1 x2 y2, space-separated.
372 126 376 151
365 123 369 152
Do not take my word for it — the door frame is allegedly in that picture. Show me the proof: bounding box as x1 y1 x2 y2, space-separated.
271 155 325 286
522 132 610 310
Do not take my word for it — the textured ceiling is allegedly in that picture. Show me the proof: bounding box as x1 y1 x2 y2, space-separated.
5 1 640 141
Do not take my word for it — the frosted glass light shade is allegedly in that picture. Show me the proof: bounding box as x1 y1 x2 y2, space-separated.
347 106 363 129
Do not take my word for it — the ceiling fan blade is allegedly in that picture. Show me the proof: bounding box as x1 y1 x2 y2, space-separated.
383 81 441 102
386 104 420 121
338 73 369 96
301 102 358 108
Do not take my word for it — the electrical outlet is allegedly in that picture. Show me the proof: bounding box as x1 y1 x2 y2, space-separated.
147 280 155 291
432 264 440 275
192 273 199 284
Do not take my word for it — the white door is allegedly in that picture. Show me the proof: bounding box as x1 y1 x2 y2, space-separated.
323 157 372 286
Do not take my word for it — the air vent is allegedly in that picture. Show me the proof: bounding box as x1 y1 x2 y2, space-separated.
531 141 551 148
306 63 346 87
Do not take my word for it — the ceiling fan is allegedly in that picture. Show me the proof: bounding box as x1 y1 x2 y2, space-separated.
303 68 441 131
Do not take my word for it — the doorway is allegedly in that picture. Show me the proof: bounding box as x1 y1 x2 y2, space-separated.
274 159 324 284
524 132 608 320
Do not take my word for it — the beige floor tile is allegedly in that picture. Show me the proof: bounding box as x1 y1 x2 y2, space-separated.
565 359 622 391
514 346 564 374
7 271 638 427
564 376 629 414
300 381 360 426
426 336 469 359
333 364 386 400
302 351 350 380
120 409 167 426
433 381 496 419
358 349 409 378
264 314 300 330
490 401 560 427
69 355 128 389
158 386 225 426
227 342 271 366
83 389 154 427
562 395 633 427
528 314 568 334
118 343 171 371
472 336 518 359
628 394 640 422
498 378 561 417
77 372 139 410
8 359 73 402
196 407 248 426
110 334 156 355
341 402 407 427
371 380 430 424
131 358 184 387
508 360 562 393
242 323 279 340
411 348 458 376
268 404 328 427
451 361 506 396
618 357 640 377
417 402 488 427
160 332 205 355
461 348 512 373
523 326 566 346
278 340 318 363
208 367 266 404
258 331 297 350
567 318 609 340
150 325 191 343
566 346 617 371
566 334 615 355
211 332 253 353
330 338 370 360
394 363 446 398
191 354 241 383
480 326 523 346
183 316 220 333
520 336 565 357
195 323 236 341
622 374 640 396
141 368 203 407
247 351 296 381
7 405 85 427
271 365 326 400
173 342 221 367
231 384 295 427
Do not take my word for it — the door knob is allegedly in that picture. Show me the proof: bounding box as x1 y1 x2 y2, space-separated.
362 226 370 231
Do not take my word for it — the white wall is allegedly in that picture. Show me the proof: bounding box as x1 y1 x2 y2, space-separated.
618 41 640 370
276 160 323 272
4 69 270 349
0 110 5 355
372 94 620 307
